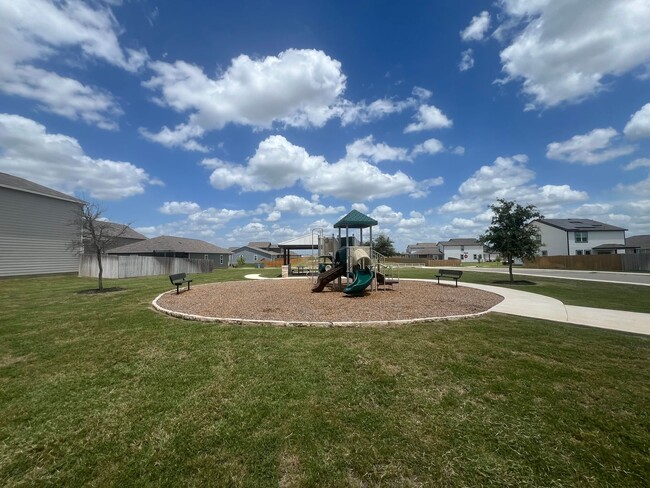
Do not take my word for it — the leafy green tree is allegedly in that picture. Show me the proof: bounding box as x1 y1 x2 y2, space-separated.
372 234 396 257
479 199 543 283
237 255 246 266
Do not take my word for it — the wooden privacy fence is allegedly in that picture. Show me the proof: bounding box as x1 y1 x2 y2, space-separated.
79 255 213 279
524 254 650 272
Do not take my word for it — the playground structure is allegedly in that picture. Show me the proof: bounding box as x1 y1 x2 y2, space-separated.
302 210 399 296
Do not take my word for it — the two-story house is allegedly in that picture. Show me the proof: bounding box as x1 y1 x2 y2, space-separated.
532 219 627 256
440 238 485 262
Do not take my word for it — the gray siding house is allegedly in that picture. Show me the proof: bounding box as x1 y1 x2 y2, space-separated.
108 235 231 268
230 245 281 265
0 172 85 277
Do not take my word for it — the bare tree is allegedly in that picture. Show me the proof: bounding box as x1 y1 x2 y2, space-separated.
71 203 131 291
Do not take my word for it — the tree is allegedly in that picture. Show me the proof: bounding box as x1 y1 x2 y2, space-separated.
71 203 131 291
479 199 543 283
373 233 396 257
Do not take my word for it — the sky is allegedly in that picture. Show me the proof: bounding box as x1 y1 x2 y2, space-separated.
1 0 649 252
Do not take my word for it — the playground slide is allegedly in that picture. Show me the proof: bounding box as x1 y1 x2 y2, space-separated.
311 263 346 292
343 267 374 295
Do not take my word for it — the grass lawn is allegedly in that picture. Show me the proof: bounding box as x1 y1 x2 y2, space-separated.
1 271 649 486
397 267 650 314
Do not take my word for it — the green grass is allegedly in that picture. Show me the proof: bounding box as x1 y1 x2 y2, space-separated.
1 271 649 487
398 267 650 313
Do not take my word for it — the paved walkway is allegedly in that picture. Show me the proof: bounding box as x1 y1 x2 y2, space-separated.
458 281 650 336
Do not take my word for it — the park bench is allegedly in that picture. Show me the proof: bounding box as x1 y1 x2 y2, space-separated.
435 269 463 287
169 273 193 294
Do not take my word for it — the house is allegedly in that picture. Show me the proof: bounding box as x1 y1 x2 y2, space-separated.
439 238 485 262
108 235 231 268
247 241 282 254
83 221 147 255
626 235 650 254
0 172 85 277
532 219 628 256
405 242 443 260
230 244 282 265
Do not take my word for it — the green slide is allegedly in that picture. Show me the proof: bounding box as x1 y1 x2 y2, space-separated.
343 267 374 295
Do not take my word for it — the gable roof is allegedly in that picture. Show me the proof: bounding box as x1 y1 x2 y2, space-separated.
0 171 85 205
334 209 378 229
108 235 231 254
626 235 650 248
230 245 280 257
90 221 147 240
440 238 481 247
536 219 626 232
247 241 273 249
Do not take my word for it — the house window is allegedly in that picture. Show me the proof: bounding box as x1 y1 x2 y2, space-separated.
576 250 583 255
541 250 548 256
220 255 223 264
254 255 258 261
585 250 591 255
204 254 209 260
575 231 588 243
460 245 465 251
473 254 477 260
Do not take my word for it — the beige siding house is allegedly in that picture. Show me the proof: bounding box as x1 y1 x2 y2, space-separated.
0 172 84 277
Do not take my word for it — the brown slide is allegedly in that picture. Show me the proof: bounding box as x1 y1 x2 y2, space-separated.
311 263 346 292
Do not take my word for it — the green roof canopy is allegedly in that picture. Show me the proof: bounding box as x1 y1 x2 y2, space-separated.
334 210 378 229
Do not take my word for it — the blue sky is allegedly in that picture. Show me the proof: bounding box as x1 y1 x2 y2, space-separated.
1 0 649 251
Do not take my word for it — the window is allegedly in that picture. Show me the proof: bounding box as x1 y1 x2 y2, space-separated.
575 231 588 243
473 254 478 260
541 250 548 256
220 255 223 264
254 255 258 261
576 250 583 255
585 250 591 255
204 254 209 260
460 245 465 251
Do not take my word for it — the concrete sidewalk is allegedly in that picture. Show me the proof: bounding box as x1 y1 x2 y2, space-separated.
459 282 650 336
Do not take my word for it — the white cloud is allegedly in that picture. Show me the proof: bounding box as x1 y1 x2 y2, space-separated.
141 49 346 148
404 104 452 133
206 135 441 201
461 11 491 41
624 158 650 170
412 138 444 156
396 211 426 229
440 154 587 214
0 0 147 128
352 203 369 213
498 0 650 108
624 103 650 139
140 124 208 152
260 194 345 220
160 201 201 215
345 136 410 163
370 205 403 225
546 128 635 164
459 49 475 72
337 86 431 125
208 135 325 192
0 113 154 200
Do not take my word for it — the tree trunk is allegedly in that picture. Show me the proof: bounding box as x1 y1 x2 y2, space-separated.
508 253 513 283
96 250 103 291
